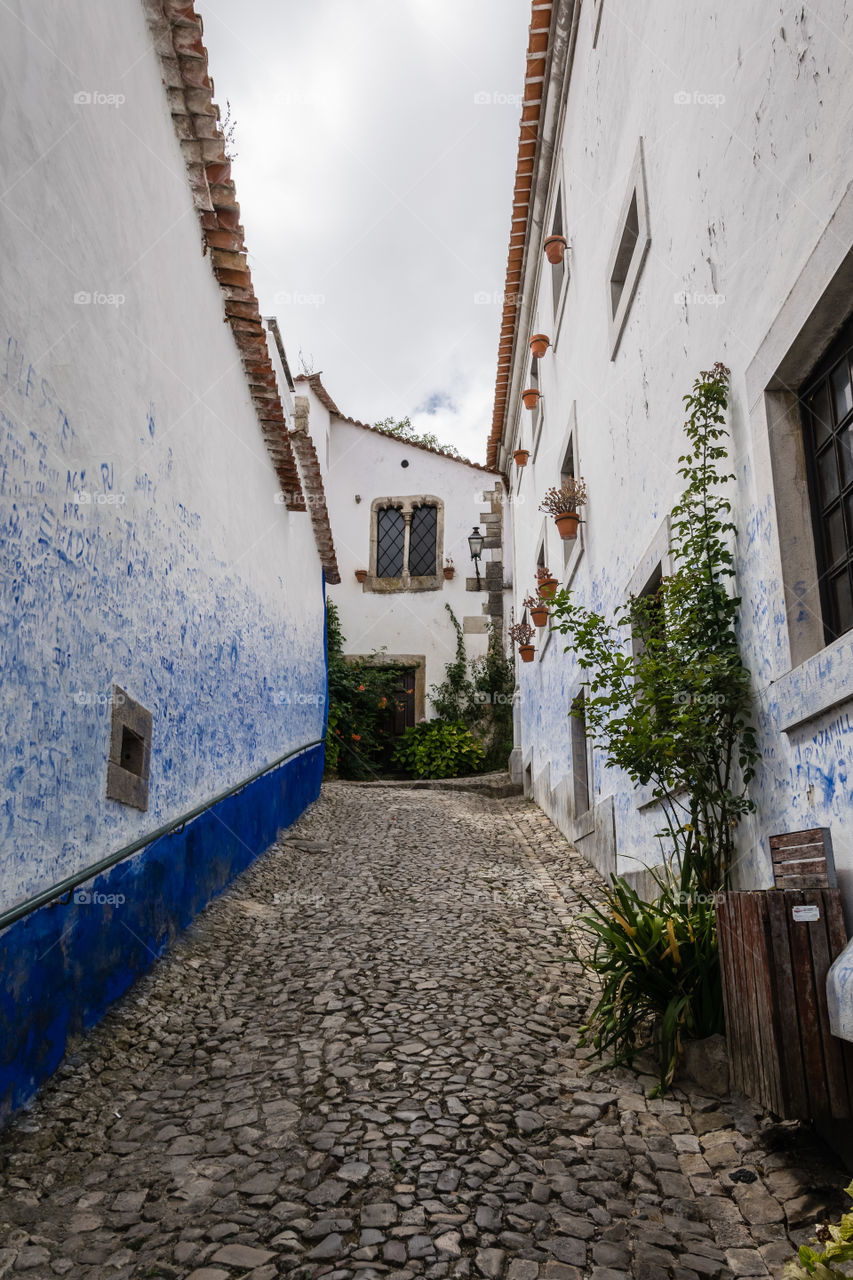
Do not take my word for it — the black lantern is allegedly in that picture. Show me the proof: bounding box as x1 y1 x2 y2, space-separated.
468 526 485 589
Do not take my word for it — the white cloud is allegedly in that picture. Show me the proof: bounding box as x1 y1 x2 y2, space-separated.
200 0 529 465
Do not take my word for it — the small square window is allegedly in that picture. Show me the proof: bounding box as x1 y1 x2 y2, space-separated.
106 687 152 811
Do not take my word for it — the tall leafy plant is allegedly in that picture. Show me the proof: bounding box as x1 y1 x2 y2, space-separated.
325 600 403 779
550 363 757 893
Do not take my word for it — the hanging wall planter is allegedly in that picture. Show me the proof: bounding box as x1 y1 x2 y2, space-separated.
530 333 551 359
509 619 536 664
544 234 567 265
443 563 455 580
513 448 529 468
355 569 368 583
540 478 588 541
525 593 549 627
536 567 558 600
555 512 580 540
522 388 541 411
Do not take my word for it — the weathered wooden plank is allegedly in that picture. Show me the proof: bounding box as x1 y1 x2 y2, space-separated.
766 891 809 1118
773 858 834 877
724 893 748 1096
751 895 785 1117
735 893 763 1106
775 873 836 889
771 828 827 851
787 889 831 1119
719 893 748 1098
810 889 851 1118
740 894 770 1110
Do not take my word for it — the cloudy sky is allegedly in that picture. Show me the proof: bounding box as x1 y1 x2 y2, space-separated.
200 0 531 464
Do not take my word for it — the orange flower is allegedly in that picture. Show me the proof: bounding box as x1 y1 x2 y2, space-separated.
351 733 361 741
358 684 365 691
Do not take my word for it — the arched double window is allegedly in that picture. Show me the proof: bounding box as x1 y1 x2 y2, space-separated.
369 497 444 591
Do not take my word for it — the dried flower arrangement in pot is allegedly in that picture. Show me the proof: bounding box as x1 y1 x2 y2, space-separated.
539 477 588 540
443 557 455 580
509 619 536 663
536 565 559 600
524 593 549 628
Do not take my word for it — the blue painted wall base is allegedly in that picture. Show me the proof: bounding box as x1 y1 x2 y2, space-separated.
0 743 324 1128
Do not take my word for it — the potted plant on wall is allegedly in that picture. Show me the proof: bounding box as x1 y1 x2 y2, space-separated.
539 477 588 540
530 333 550 359
513 447 530 467
509 619 536 663
443 557 455 580
525 593 549 628
536 565 558 600
522 388 541 411
355 569 368 583
544 234 567 265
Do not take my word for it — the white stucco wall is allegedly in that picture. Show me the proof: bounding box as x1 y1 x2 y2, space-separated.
504 0 853 897
316 403 506 708
0 1 326 906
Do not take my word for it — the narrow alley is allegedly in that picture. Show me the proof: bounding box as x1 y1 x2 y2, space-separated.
0 787 844 1280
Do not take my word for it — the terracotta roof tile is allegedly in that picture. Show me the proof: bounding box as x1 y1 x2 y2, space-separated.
486 0 555 469
145 0 308 514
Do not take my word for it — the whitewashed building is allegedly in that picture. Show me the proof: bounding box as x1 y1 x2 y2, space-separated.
0 0 337 1123
295 374 509 725
491 0 853 905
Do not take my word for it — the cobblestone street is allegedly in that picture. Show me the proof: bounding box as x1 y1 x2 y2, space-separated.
0 785 846 1280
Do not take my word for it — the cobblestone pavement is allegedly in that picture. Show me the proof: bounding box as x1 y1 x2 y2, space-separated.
0 784 847 1280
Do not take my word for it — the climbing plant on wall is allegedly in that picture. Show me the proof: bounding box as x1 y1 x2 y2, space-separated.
549 363 759 1089
550 362 757 893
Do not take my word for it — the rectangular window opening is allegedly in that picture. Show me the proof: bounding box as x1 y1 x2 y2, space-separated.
571 692 592 817
120 725 145 777
799 318 853 644
610 189 639 317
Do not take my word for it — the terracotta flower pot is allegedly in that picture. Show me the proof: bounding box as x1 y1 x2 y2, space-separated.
530 333 550 359
530 604 549 627
519 644 535 663
513 448 529 467
355 569 367 583
555 512 580 540
522 388 540 411
443 566 455 580
544 234 567 265
537 576 558 600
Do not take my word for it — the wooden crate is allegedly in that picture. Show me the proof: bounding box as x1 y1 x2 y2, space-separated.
715 887 853 1121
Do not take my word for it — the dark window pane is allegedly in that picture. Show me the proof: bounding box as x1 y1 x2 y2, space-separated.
409 505 437 576
376 506 405 578
818 445 840 505
840 422 853 489
826 505 846 566
846 489 853 537
571 695 591 816
831 358 853 424
809 381 832 447
829 569 853 638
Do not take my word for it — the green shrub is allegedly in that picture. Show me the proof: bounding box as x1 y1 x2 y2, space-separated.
576 867 723 1093
784 1182 853 1278
325 601 403 780
392 721 486 780
430 606 515 770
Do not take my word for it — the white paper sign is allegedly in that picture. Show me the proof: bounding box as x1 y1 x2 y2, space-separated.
792 905 820 923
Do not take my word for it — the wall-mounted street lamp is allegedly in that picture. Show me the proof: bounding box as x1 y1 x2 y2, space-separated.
468 526 485 590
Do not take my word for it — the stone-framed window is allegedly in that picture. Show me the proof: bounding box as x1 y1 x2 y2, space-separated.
607 138 651 359
798 316 853 644
364 495 444 592
106 686 152 811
